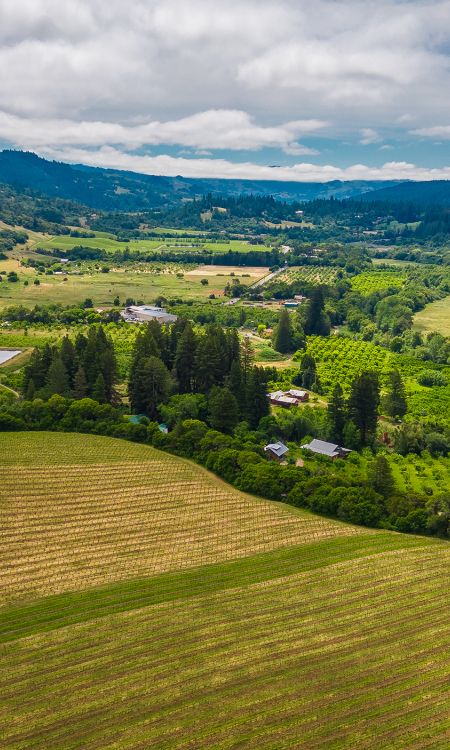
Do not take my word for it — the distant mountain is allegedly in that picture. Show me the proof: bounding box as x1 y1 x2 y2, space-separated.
360 180 450 206
0 150 405 211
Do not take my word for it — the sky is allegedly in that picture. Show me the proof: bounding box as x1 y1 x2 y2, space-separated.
1 0 450 182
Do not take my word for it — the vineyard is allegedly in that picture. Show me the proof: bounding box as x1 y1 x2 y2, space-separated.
1 432 450 749
276 265 340 285
350 270 406 295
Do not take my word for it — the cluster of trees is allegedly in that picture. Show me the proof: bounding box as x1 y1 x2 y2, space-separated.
128 320 271 429
327 369 406 448
271 288 331 355
23 326 117 403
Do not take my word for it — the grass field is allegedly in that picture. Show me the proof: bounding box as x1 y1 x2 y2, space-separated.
0 261 264 308
1 432 450 749
413 296 450 337
36 234 266 255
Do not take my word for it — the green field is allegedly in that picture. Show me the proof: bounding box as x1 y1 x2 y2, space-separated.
0 261 266 309
413 296 450 337
36 234 266 255
1 432 449 749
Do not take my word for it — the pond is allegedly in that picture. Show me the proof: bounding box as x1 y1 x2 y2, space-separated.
0 350 21 365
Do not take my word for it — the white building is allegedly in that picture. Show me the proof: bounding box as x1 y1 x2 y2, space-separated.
121 305 178 324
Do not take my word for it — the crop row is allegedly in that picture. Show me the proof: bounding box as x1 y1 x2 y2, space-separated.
277 266 340 285
1 543 448 749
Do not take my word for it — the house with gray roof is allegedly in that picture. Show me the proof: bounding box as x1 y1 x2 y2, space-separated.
301 438 351 460
264 442 289 461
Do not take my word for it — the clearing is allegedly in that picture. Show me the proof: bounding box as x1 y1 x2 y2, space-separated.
1 432 449 749
413 296 450 337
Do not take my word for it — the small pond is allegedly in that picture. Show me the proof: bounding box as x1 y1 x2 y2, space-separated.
0 350 21 365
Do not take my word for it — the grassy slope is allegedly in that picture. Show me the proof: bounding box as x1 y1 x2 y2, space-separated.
1 432 449 749
413 295 450 337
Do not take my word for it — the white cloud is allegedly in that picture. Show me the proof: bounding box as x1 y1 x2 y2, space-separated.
0 109 326 153
411 125 450 138
360 128 382 145
37 145 450 182
0 1 450 174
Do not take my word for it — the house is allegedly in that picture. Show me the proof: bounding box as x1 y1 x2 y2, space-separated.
121 305 178 324
268 391 298 408
284 300 299 308
294 294 307 302
301 438 351 460
287 389 309 402
264 442 289 461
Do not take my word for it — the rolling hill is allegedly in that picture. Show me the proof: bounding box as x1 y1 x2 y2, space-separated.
0 150 402 210
1 431 449 749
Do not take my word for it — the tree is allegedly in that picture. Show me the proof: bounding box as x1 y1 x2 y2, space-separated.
369 455 395 499
46 355 69 397
342 420 361 450
348 371 380 446
272 308 294 353
328 383 346 443
295 354 317 390
208 387 239 433
73 366 88 399
384 369 407 420
245 367 270 428
129 356 172 418
304 287 330 336
92 373 107 404
174 323 197 392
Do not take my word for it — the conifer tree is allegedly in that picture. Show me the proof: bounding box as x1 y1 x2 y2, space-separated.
385 369 407 419
73 366 88 399
208 386 239 434
369 455 395 499
92 373 107 404
46 355 69 397
174 323 197 393
349 371 380 446
272 308 294 353
328 383 346 443
304 287 331 336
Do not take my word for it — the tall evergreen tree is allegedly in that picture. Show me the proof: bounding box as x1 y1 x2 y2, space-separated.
385 369 407 420
73 366 88 399
349 371 380 446
174 323 197 393
245 367 270 428
92 373 107 404
129 356 172 418
272 308 294 353
294 354 317 390
304 287 331 336
328 383 346 443
369 455 395 499
60 336 77 387
46 355 69 397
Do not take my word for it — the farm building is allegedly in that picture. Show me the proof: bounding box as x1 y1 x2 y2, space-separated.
268 389 309 407
286 389 309 402
283 300 299 308
121 305 178 324
301 439 351 460
264 442 289 461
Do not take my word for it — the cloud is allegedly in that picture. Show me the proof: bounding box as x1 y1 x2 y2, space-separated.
411 125 450 138
0 109 326 153
0 1 450 174
37 145 450 182
360 128 382 145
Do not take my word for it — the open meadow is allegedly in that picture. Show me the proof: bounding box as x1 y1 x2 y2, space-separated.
0 260 265 309
413 296 450 337
1 432 449 750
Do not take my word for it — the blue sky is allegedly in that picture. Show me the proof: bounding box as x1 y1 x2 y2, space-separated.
0 0 450 181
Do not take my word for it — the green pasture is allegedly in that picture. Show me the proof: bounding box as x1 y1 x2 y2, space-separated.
413 295 450 337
